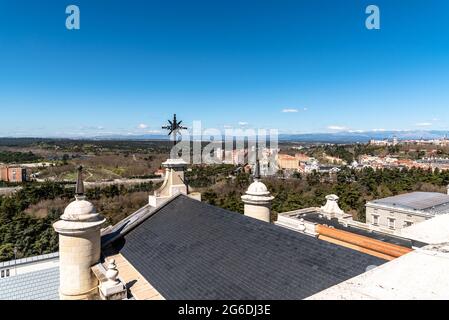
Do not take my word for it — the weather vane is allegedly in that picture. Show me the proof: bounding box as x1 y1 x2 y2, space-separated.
162 114 187 146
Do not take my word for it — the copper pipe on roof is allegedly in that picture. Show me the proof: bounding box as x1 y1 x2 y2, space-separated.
318 235 397 261
316 224 412 260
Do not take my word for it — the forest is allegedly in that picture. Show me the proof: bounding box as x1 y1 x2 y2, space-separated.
0 181 156 261
0 150 40 164
198 166 449 222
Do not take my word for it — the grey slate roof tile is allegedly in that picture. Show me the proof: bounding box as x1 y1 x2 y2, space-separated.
116 195 387 300
0 267 59 300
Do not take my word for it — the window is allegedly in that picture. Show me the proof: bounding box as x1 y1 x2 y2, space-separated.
388 217 396 230
404 220 413 227
1 269 10 278
372 215 379 226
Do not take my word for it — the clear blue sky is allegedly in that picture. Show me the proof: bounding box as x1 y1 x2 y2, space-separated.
0 0 448 137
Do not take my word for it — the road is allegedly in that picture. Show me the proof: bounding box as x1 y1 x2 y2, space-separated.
83 177 164 188
0 178 164 196
34 177 164 188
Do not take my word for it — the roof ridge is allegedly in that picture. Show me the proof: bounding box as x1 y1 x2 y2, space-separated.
101 193 184 247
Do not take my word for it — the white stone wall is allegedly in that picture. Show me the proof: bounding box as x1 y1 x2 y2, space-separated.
7 258 59 277
244 204 271 223
366 206 427 231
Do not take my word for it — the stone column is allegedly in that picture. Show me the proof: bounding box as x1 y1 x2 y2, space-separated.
54 213 104 300
53 168 105 300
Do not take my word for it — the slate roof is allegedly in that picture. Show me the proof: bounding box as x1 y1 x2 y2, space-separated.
368 192 449 215
0 267 59 300
114 195 386 300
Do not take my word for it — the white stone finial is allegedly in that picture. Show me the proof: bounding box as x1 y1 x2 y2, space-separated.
99 258 127 300
297 218 306 232
320 194 345 218
106 259 120 286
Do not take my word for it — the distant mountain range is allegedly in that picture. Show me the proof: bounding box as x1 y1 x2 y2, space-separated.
88 130 449 143
278 130 449 143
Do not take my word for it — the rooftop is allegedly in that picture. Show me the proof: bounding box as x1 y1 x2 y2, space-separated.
307 243 449 300
112 194 386 300
0 252 59 269
400 213 449 245
0 267 59 300
368 192 449 215
297 212 420 248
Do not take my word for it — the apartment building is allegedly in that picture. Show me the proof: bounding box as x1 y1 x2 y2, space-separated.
366 189 449 231
0 165 27 183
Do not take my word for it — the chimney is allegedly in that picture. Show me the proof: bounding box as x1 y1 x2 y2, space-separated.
53 166 105 300
241 159 274 223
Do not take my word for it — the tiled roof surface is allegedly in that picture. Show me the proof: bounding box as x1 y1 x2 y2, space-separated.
0 267 59 300
369 192 449 215
117 195 386 300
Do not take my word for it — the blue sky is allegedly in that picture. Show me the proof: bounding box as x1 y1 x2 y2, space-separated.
0 0 448 137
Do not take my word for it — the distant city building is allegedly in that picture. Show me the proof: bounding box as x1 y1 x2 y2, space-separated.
277 154 300 171
304 159 320 173
318 166 341 174
402 137 449 146
368 136 449 146
350 160 361 169
276 153 311 173
357 155 449 171
0 165 27 183
222 149 247 165
323 155 346 165
369 139 394 146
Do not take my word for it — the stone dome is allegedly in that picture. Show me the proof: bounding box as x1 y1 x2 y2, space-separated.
61 196 98 221
246 180 270 196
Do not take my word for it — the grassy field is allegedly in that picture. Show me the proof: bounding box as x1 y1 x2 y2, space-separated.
0 138 171 182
